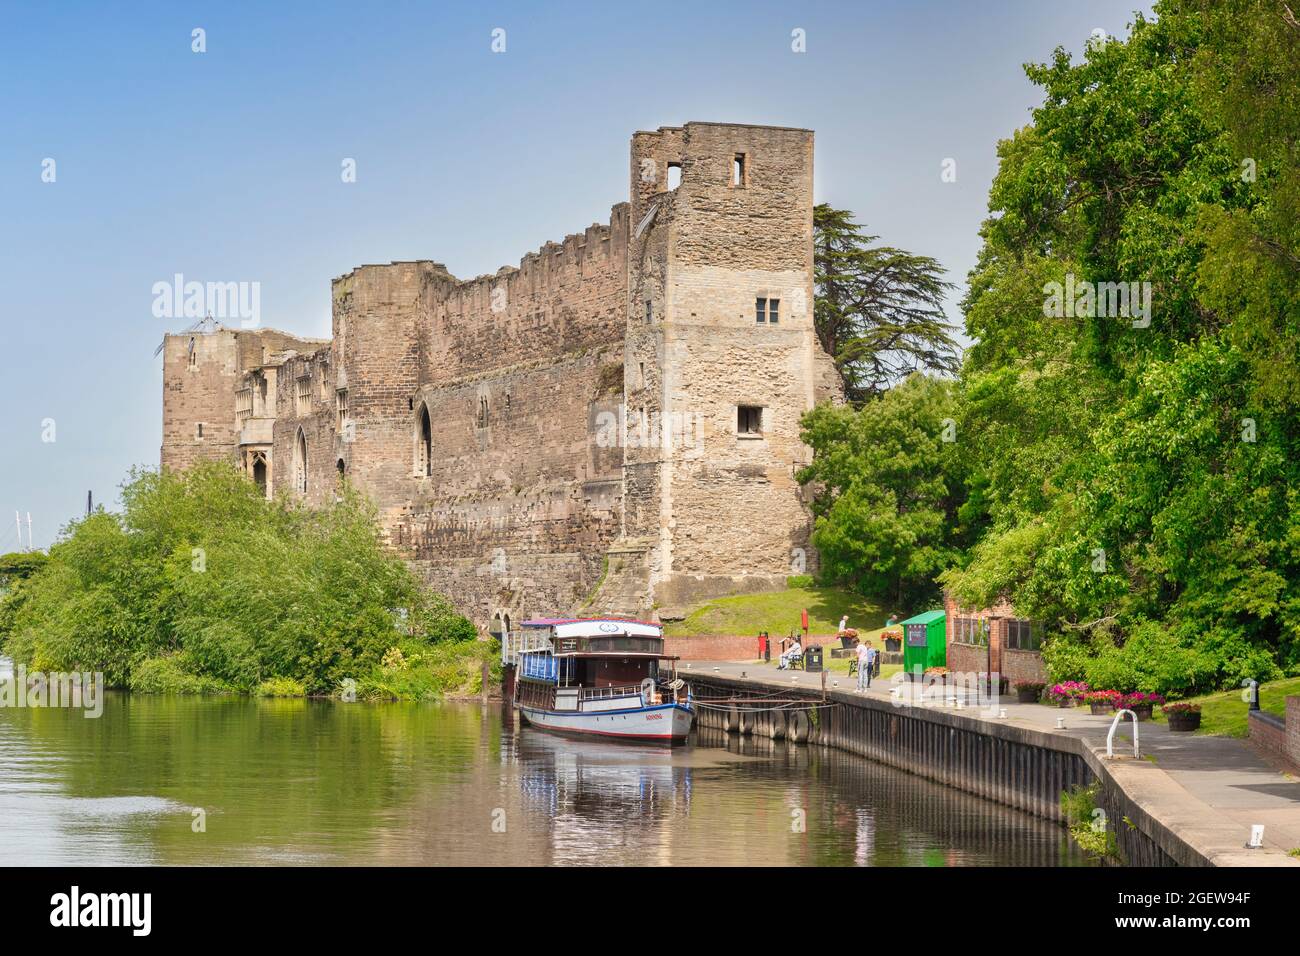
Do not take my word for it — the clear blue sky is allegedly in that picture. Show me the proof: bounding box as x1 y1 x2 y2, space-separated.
0 0 1152 550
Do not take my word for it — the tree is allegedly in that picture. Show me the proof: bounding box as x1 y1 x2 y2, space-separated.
943 1 1300 692
0 551 47 589
814 204 960 402
798 374 973 609
1 462 476 694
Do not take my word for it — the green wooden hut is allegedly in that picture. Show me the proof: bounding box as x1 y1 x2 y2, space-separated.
900 609 946 674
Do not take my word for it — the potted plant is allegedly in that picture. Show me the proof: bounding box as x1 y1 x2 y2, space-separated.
1013 680 1045 704
1049 681 1089 707
1162 701 1201 732
1117 692 1165 721
882 629 902 653
924 666 950 686
1082 690 1121 715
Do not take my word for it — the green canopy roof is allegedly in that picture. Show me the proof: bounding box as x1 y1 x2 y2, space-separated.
898 610 945 626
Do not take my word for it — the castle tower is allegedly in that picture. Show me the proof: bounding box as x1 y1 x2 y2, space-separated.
621 122 835 610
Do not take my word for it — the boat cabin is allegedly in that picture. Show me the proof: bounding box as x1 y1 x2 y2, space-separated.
511 618 686 716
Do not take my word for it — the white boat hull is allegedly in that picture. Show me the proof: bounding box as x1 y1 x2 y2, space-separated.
519 701 694 744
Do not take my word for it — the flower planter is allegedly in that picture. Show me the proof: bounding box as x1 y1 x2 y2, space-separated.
1089 701 1114 716
1166 711 1201 732
884 639 901 653
1057 698 1074 709
1129 704 1153 721
1016 687 1039 704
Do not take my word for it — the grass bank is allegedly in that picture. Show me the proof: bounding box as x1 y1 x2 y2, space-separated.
664 580 899 640
1150 675 1300 737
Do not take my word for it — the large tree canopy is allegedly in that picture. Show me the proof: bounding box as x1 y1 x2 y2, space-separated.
0 463 476 695
940 0 1300 691
813 204 960 403
803 1 1300 696
798 374 975 610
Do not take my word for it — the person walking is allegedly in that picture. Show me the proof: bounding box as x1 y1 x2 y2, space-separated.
855 639 871 692
864 642 878 687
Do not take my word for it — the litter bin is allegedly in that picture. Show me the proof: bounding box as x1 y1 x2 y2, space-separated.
804 645 823 673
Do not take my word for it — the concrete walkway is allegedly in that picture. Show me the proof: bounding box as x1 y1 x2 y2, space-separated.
682 658 1300 866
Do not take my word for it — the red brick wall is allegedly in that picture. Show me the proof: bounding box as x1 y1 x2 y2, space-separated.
664 634 766 661
943 590 1044 685
1249 709 1298 773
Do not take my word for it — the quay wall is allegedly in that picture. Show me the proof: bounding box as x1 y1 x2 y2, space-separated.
688 674 1201 866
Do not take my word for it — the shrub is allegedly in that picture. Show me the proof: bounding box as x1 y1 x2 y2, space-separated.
3 463 477 698
257 676 307 698
129 655 233 695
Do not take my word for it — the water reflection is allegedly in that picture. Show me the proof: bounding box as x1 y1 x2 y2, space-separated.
0 688 1090 866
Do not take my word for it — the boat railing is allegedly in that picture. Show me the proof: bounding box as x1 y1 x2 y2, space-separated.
579 684 643 702
501 629 551 667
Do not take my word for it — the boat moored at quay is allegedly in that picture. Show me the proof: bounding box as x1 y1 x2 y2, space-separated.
504 618 695 744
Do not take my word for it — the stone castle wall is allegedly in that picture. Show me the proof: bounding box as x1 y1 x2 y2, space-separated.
160 122 841 630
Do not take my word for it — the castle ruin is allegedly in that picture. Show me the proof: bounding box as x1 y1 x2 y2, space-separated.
160 122 841 631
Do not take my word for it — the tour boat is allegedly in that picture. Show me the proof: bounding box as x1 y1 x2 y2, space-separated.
508 618 695 744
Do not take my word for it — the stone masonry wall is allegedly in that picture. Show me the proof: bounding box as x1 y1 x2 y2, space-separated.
630 124 823 607
160 122 839 631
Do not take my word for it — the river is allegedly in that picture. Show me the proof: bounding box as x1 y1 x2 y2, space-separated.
0 688 1092 866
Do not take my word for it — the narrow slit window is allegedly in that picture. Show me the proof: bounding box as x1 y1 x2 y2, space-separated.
645 300 653 324
733 153 746 187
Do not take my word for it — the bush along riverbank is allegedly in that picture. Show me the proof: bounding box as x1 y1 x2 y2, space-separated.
0 463 493 701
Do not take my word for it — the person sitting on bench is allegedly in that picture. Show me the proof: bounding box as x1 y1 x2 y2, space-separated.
778 638 803 670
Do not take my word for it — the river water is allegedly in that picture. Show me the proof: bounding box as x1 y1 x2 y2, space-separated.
0 689 1091 866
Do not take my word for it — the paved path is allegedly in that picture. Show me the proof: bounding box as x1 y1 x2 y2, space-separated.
681 658 1300 865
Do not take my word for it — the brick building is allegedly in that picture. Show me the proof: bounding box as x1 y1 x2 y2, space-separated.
160 122 842 631
942 591 1047 688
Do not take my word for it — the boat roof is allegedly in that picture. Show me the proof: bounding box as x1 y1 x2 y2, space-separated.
522 618 663 639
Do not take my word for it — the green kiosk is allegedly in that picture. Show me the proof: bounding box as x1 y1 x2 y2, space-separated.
900 610 946 676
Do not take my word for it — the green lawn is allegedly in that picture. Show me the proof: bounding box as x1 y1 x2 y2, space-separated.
663 583 902 640
1151 676 1300 737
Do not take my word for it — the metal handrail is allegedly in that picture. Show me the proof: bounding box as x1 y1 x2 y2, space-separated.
580 684 642 701
1107 708 1140 759
501 630 551 666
